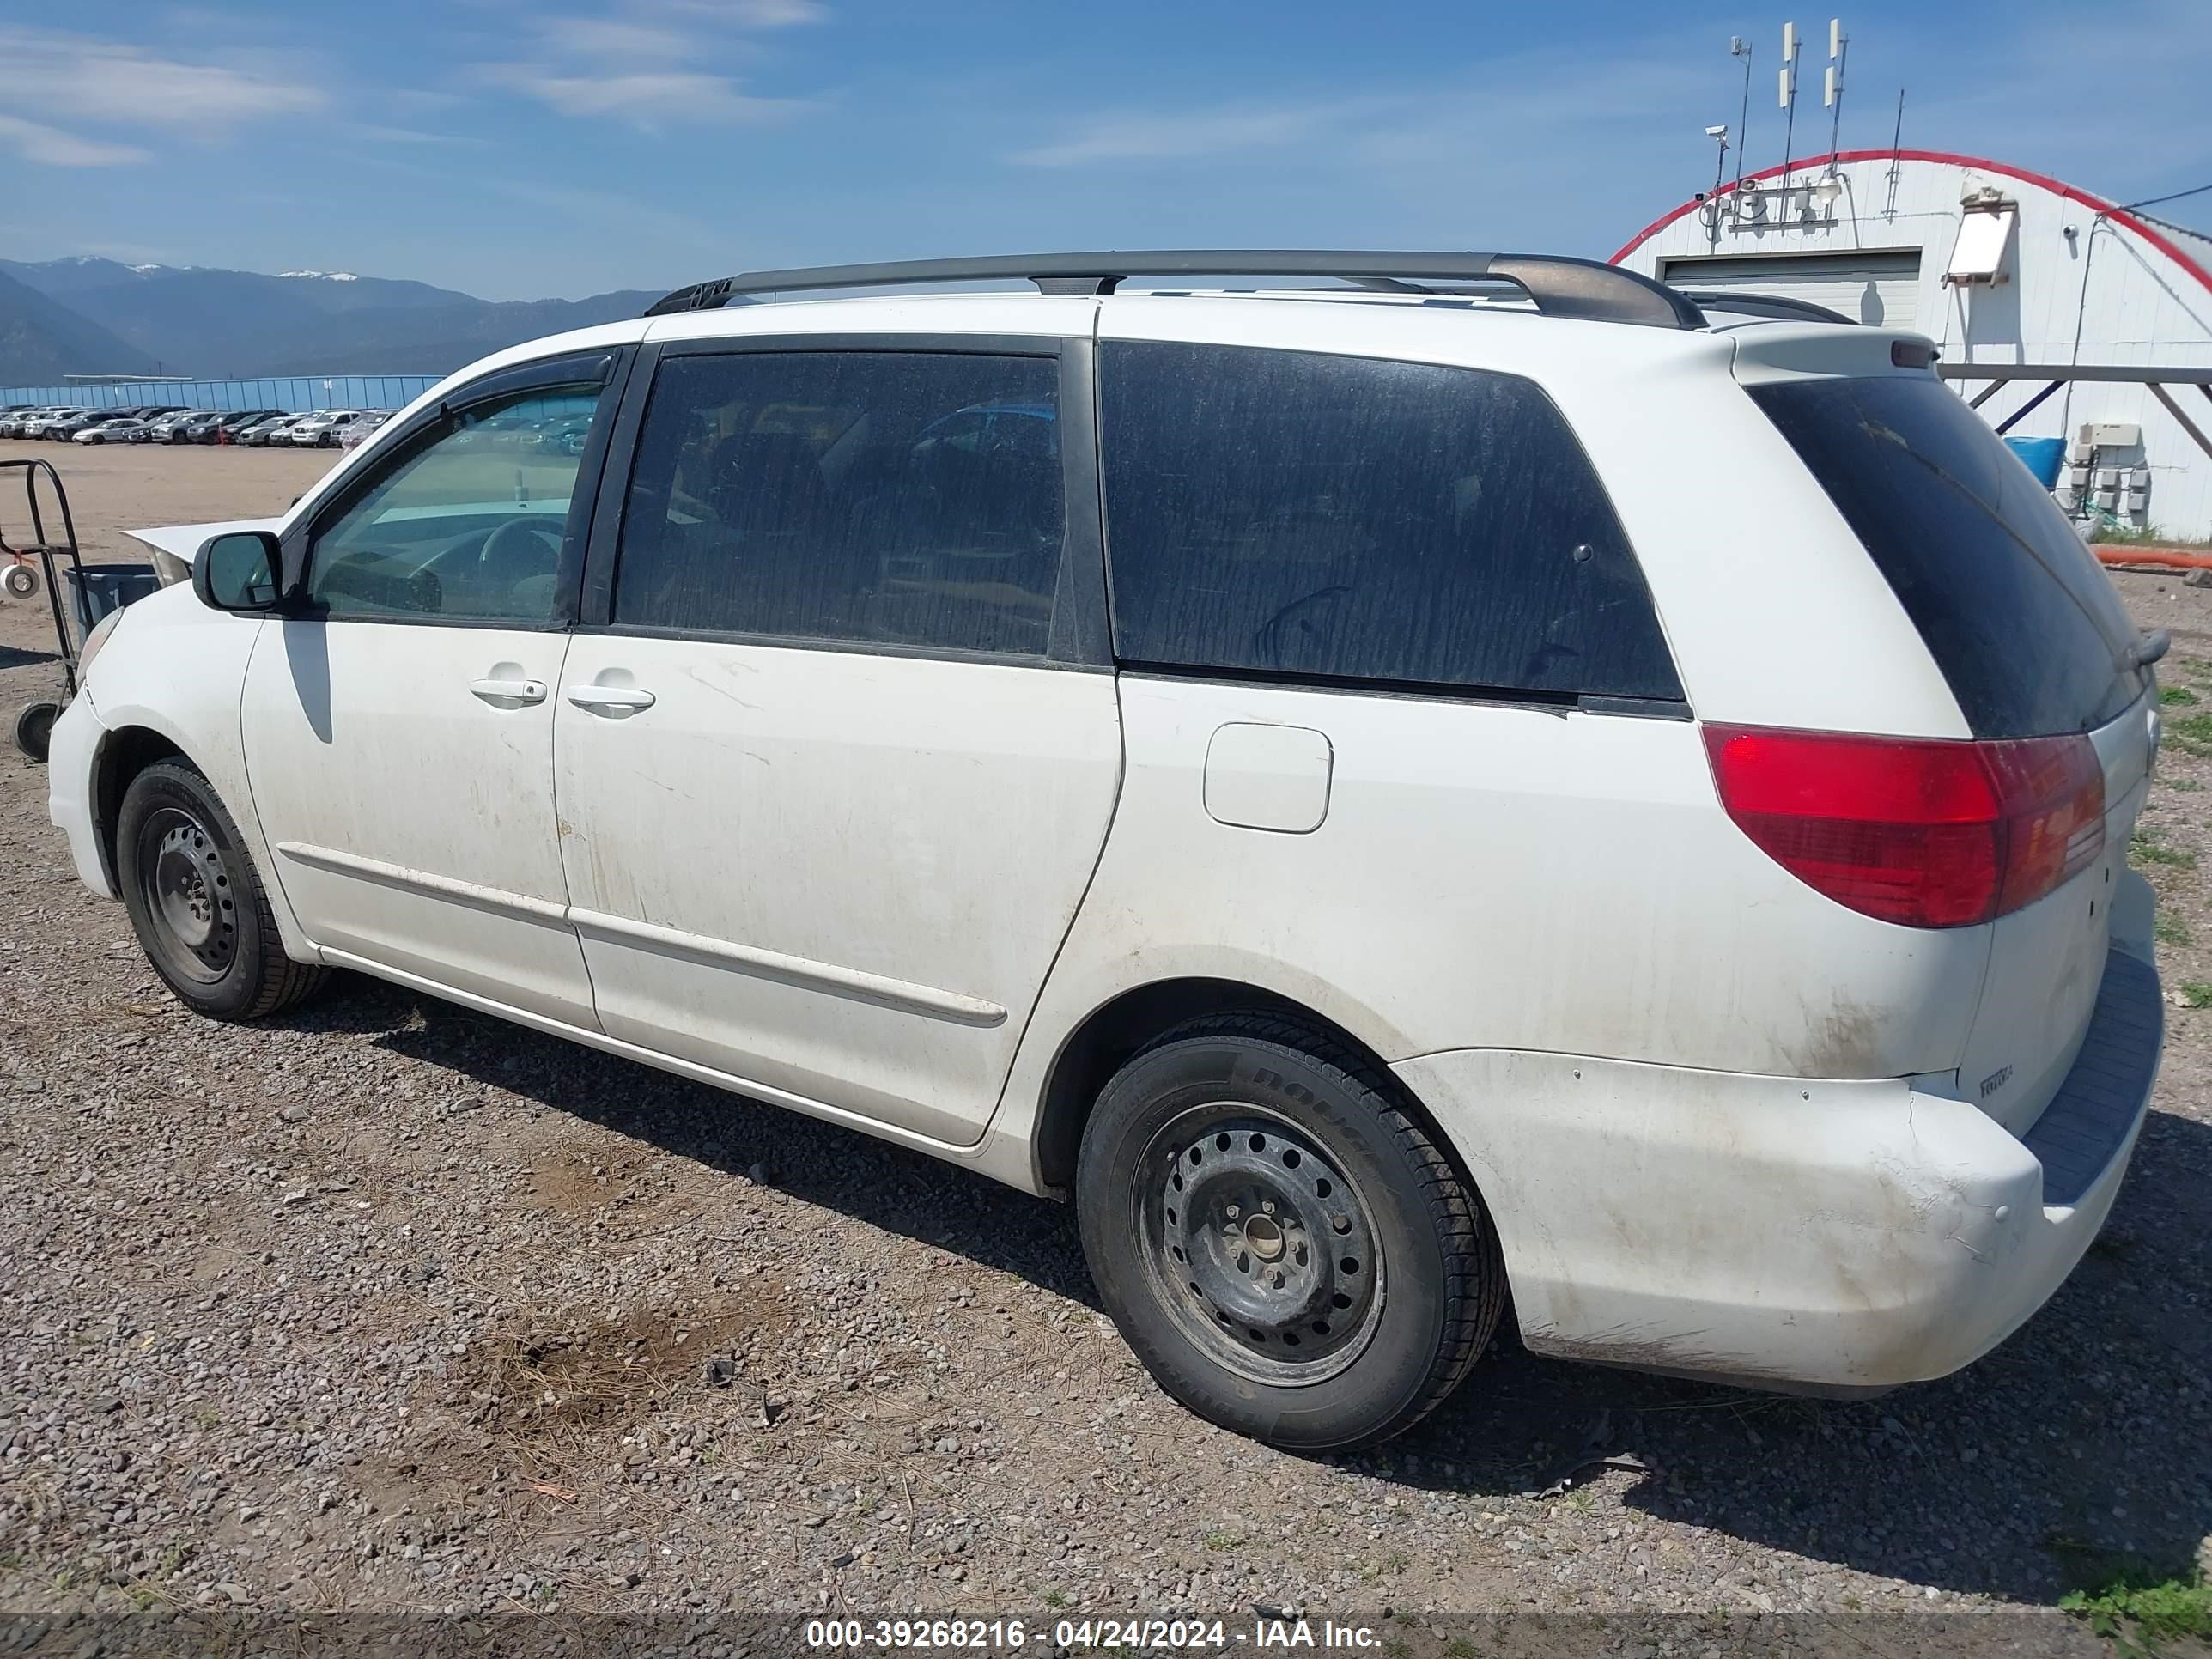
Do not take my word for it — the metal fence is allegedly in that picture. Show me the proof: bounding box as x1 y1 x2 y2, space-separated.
0 374 443 414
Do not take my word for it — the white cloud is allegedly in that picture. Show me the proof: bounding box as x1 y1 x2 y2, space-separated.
0 113 147 167
0 27 323 131
1017 106 1339 167
489 67 809 123
483 0 825 127
537 18 693 61
662 0 827 24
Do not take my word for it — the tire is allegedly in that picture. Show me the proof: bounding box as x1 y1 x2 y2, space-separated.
1077 1014 1506 1449
3 563 38 599
115 760 325 1020
13 701 58 762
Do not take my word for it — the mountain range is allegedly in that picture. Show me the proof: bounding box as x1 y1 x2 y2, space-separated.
0 257 665 386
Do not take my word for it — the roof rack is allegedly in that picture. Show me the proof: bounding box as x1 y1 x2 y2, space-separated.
1672 289 1854 325
643 252 1709 330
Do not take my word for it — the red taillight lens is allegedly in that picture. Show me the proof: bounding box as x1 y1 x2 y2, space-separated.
1703 724 2105 928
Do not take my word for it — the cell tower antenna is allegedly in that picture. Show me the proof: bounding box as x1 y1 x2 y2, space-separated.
1729 36 1754 193
1778 21 1800 187
1823 17 1850 164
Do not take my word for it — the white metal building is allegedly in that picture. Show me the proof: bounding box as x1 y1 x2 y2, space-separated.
1613 149 2212 539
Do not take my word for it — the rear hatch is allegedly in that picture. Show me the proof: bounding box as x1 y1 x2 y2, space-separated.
1745 362 2159 1134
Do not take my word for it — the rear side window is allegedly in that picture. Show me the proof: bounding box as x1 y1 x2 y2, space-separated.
614 350 1064 658
1097 342 1680 700
1749 375 2144 738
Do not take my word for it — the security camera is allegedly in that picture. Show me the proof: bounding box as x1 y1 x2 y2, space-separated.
1706 125 1729 138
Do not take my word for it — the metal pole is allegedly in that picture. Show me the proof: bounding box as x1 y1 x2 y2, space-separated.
1734 39 1753 193
1884 89 1905 216
1995 381 2065 434
2148 383 2212 464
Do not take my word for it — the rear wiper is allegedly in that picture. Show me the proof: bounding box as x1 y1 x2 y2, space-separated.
2125 628 2172 672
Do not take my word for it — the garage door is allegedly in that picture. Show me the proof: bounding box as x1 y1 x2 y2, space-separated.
1656 249 1924 330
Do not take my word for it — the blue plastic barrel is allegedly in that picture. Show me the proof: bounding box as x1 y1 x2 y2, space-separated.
2004 435 2066 489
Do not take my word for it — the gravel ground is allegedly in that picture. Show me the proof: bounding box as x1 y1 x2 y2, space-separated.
1 446 2208 1650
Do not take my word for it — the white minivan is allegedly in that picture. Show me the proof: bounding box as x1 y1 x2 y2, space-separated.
48 252 2167 1449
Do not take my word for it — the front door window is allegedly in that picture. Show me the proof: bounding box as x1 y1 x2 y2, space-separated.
305 387 604 623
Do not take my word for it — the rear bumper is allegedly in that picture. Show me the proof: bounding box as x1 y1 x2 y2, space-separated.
1396 943 2161 1393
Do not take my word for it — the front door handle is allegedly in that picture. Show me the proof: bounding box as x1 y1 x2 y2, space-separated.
565 684 658 714
470 677 547 705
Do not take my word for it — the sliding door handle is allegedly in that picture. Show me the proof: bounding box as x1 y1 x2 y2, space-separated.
565 684 658 714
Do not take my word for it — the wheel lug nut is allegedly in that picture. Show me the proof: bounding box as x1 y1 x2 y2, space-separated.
1261 1200 1277 1215
1224 1204 1240 1220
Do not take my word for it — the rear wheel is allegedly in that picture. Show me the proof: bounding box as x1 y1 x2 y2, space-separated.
116 760 325 1020
1077 1015 1505 1449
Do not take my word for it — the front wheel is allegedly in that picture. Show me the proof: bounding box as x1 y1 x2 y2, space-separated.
115 760 326 1020
1077 1016 1506 1449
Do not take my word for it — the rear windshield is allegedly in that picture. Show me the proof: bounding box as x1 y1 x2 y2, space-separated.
1749 374 2145 738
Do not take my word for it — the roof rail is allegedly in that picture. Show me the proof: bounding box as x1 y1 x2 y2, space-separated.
1673 288 1854 325
643 252 1708 330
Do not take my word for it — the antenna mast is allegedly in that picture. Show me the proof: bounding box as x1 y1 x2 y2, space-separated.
1730 36 1754 192
1778 21 1800 187
1885 87 1905 216
1823 17 1850 164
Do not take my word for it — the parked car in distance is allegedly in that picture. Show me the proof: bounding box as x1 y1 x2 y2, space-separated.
53 251 2169 1452
41 410 110 441
0 407 70 439
447 405 546 450
71 416 153 445
150 410 213 443
529 414 595 458
12 408 81 439
283 410 368 448
240 414 307 447
337 410 395 452
209 410 287 445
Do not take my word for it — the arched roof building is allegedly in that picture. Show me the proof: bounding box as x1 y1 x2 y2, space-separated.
1614 150 2212 538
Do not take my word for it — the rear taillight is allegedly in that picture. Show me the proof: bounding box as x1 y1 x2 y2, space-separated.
1703 724 2104 928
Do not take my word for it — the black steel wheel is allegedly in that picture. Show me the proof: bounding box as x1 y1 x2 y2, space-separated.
134 805 240 986
13 700 58 761
116 760 325 1019
1078 1015 1506 1449
1139 1108 1384 1385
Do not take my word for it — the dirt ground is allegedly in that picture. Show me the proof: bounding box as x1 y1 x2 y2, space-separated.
1 443 2208 1653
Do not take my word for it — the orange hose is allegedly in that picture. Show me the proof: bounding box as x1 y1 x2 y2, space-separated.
2094 546 2212 572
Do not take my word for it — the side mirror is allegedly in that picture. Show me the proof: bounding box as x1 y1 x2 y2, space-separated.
192 531 283 613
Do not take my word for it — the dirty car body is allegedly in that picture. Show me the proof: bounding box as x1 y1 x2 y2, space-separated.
46 255 2166 1445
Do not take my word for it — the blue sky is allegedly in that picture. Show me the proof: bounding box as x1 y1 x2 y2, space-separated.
3 0 2207 301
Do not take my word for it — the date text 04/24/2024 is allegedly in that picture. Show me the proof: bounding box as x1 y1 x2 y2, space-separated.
802 1617 1382 1649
